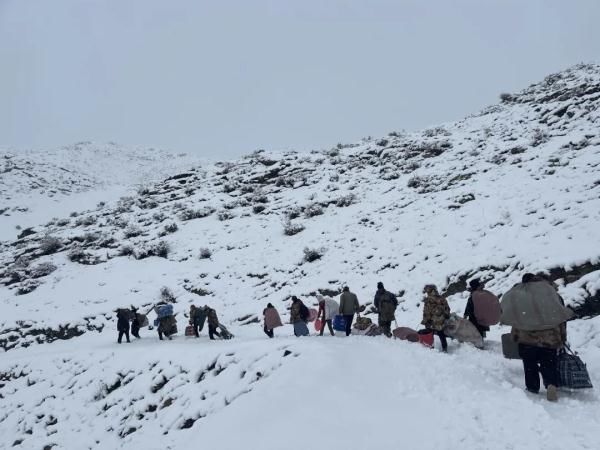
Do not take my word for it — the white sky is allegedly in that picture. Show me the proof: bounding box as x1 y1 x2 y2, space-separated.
1 0 599 158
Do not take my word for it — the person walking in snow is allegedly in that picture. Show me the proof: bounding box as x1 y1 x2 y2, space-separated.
189 304 207 338
116 308 131 344
339 286 360 336
130 306 141 339
289 296 310 337
263 303 283 338
316 294 339 336
505 273 571 402
421 284 450 352
373 282 398 337
463 279 490 338
205 306 222 340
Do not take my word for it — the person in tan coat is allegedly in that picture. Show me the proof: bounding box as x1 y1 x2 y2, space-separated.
421 284 450 352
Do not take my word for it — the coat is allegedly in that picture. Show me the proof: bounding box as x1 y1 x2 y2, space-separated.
500 281 573 331
318 298 340 321
207 308 219 328
339 291 360 315
511 324 566 349
116 310 130 332
263 307 283 330
421 293 450 331
374 289 398 322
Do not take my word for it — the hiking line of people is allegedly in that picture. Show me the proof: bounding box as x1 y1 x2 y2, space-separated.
115 273 591 403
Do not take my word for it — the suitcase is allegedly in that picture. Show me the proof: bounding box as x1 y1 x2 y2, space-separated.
185 325 196 337
501 333 520 359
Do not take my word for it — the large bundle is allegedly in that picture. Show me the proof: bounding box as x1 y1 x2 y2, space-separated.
156 304 174 319
500 281 574 331
137 313 149 327
160 315 177 336
393 327 420 342
264 308 283 330
444 314 484 349
472 290 501 326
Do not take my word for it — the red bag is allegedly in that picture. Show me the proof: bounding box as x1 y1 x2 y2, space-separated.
314 319 323 332
185 325 196 337
417 329 434 348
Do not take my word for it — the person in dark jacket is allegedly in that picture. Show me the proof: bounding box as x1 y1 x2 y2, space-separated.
373 282 398 337
130 306 141 339
116 309 131 344
189 305 207 338
205 306 221 340
463 279 490 338
339 287 360 336
290 296 310 337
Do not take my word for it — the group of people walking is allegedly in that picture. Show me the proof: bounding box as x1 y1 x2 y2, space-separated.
262 275 579 402
116 272 583 403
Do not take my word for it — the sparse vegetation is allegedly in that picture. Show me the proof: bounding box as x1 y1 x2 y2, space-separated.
303 247 323 263
303 203 324 218
39 236 62 255
30 262 57 279
123 225 142 238
283 219 305 236
199 248 212 259
160 286 176 303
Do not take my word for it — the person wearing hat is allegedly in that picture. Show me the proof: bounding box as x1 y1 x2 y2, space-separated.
373 282 398 337
463 278 490 338
421 284 450 352
339 286 360 336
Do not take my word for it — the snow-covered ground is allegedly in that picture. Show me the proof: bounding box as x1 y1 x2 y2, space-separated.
1 63 600 449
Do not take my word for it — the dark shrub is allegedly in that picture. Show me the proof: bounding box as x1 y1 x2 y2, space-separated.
199 248 212 259
303 247 323 263
39 236 62 255
283 220 304 236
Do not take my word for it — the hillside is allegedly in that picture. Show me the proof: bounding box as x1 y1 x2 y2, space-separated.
1 63 600 450
0 142 200 238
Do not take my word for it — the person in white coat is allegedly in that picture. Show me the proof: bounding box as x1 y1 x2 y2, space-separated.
317 295 339 336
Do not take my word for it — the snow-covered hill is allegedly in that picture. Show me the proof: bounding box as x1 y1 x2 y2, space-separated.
0 142 200 238
1 63 600 450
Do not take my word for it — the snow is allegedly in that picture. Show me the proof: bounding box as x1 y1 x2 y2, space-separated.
1 63 600 449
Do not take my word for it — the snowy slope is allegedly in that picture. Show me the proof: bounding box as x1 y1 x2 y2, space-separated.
1 63 600 450
0 142 201 238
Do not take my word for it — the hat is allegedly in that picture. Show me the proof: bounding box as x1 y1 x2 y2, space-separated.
469 279 481 290
522 273 535 283
291 296 299 302
342 286 349 292
377 282 384 289
423 284 437 294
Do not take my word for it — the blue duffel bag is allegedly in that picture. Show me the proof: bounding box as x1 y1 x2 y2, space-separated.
333 315 346 332
157 304 174 319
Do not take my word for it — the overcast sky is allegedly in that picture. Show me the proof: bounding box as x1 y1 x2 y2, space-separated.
1 1 599 158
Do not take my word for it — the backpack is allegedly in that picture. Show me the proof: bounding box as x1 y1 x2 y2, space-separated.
472 290 501 326
299 303 309 321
